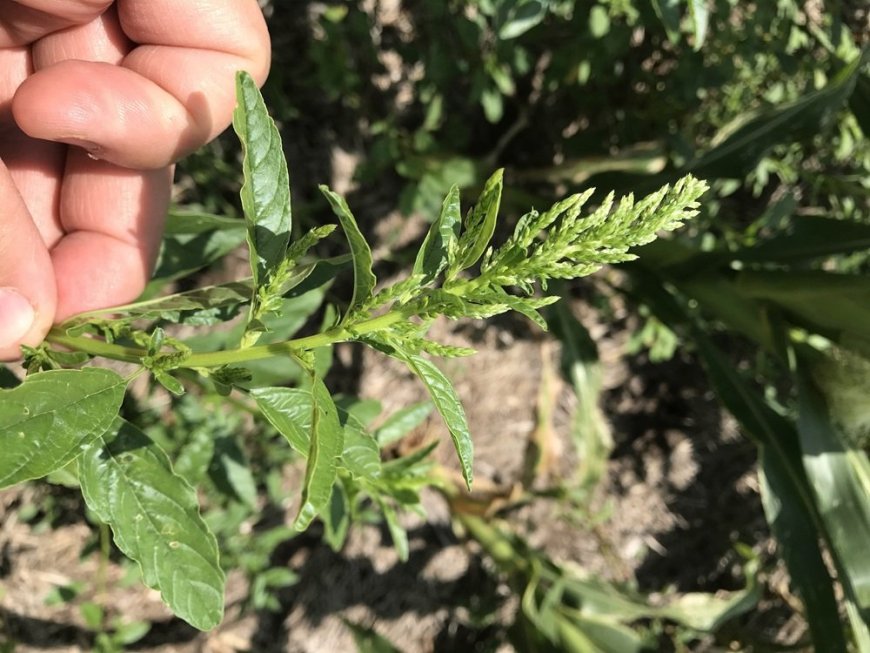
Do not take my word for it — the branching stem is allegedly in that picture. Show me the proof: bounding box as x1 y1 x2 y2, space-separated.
47 306 412 369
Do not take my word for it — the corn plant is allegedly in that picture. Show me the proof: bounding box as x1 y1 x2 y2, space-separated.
0 72 706 631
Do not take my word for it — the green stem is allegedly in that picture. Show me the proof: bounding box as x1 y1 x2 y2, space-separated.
47 308 411 369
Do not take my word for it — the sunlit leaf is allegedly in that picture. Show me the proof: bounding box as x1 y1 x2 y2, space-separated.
234 71 292 285
294 377 344 530
400 353 474 488
319 187 377 320
0 368 125 488
79 419 225 631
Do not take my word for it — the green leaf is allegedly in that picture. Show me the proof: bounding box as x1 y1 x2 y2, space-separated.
323 480 350 552
413 185 461 284
732 216 870 263
233 71 292 285
376 498 409 562
340 412 382 480
251 387 311 455
651 0 681 44
147 210 246 291
850 71 870 136
689 55 864 178
400 353 474 489
0 368 126 488
78 419 225 631
498 0 548 40
209 436 258 508
319 187 377 321
294 377 345 530
697 342 848 650
375 402 434 447
687 0 708 50
547 301 611 492
632 272 848 650
455 169 504 272
796 359 870 617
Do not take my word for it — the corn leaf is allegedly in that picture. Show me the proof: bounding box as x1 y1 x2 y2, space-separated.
629 270 848 649
689 54 864 178
0 368 126 488
78 419 225 631
233 71 292 286
796 360 870 617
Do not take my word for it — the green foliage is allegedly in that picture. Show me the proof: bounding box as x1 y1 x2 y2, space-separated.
9 2 870 646
1 71 702 631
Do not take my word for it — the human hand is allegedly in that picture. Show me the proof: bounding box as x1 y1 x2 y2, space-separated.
0 0 270 360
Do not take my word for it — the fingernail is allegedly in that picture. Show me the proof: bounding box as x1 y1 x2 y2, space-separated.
0 288 36 345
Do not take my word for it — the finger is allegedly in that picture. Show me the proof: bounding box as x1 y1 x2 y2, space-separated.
0 46 30 124
31 4 131 70
51 149 171 321
0 128 65 248
0 0 111 47
0 158 56 360
12 0 270 169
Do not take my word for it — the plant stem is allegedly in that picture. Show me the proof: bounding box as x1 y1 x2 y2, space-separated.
47 307 411 369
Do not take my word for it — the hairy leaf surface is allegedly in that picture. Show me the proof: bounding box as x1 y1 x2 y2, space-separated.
0 368 125 488
79 419 225 631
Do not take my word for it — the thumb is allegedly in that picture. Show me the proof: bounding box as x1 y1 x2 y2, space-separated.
0 158 56 360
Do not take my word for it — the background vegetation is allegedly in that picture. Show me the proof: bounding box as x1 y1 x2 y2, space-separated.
1 0 869 651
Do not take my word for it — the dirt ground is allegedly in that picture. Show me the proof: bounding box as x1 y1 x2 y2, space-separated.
0 288 804 651
0 3 809 651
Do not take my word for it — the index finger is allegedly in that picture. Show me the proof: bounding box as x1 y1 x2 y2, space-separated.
13 0 271 169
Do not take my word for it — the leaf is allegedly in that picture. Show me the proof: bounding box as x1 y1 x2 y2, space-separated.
851 71 870 136
0 368 126 488
323 480 350 552
319 186 377 320
547 301 611 492
376 498 409 562
209 436 258 508
733 216 870 263
498 0 548 40
687 0 709 50
294 377 345 530
696 341 849 650
340 412 382 480
413 185 461 284
796 360 870 617
375 401 434 447
456 169 504 272
147 210 247 292
78 419 225 631
400 353 474 488
631 270 848 650
689 55 864 178
251 387 311 455
734 270 870 351
651 0 682 44
233 71 292 285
